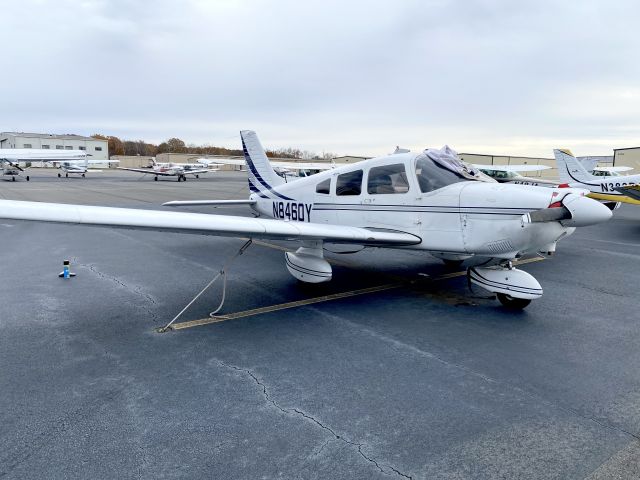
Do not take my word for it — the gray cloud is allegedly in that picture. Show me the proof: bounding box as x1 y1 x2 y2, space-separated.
1 0 639 156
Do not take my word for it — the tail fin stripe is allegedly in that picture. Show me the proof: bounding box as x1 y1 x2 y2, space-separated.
242 140 294 201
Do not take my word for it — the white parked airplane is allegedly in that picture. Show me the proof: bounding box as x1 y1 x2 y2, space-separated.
54 158 120 178
0 131 611 310
0 148 91 181
475 164 556 186
118 160 213 182
1 158 30 181
554 149 640 205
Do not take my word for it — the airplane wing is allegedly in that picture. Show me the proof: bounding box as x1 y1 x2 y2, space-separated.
198 158 335 171
117 167 175 176
0 200 421 246
474 164 552 172
594 166 633 173
87 160 119 165
184 169 210 175
615 184 640 201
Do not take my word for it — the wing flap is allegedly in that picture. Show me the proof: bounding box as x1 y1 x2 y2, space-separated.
0 200 421 246
162 199 257 207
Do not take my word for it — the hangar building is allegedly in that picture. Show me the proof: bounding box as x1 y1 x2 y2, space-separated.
614 147 640 172
0 132 109 161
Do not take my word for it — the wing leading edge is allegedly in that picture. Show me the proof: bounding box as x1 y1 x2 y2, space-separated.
0 200 421 246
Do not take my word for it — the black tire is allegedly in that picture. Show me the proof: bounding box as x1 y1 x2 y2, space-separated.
154 176 158 181
58 173 61 178
182 176 186 181
497 293 531 310
12 176 15 181
195 174 199 179
82 173 85 178
26 176 30 181
65 173 68 178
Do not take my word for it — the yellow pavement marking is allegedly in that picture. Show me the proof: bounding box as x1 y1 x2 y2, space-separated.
167 256 546 331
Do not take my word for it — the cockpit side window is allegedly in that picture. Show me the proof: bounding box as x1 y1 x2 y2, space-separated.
336 170 363 196
315 178 331 194
415 156 467 193
367 164 409 194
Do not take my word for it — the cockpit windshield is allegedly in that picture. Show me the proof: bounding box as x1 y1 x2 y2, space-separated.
414 145 493 193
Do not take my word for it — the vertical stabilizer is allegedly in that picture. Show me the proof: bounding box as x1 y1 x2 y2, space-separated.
554 149 595 184
240 130 285 196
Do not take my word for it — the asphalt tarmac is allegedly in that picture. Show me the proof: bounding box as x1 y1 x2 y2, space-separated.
1 169 639 479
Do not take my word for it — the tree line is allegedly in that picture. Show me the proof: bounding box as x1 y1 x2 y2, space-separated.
91 134 337 160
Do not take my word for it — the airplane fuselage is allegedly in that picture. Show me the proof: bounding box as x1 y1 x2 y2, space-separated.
249 152 578 261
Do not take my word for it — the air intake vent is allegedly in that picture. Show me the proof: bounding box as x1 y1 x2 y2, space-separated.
486 239 515 253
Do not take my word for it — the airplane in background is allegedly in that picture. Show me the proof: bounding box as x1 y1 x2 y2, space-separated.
554 149 640 205
118 160 215 182
0 148 93 181
474 164 556 186
198 157 333 180
0 131 612 310
1 158 30 181
54 158 120 178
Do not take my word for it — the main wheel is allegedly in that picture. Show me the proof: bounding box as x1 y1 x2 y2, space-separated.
195 174 199 178
58 173 61 178
26 176 30 181
82 173 85 178
12 176 15 181
497 293 531 310
154 176 158 181
65 173 68 178
182 175 186 181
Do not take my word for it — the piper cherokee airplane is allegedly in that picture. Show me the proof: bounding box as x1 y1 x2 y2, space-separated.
118 160 213 182
0 131 612 310
554 149 640 205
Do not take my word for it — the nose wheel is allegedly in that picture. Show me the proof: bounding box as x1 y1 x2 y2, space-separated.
496 293 531 310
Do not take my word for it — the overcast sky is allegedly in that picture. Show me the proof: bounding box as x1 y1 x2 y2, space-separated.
1 0 639 157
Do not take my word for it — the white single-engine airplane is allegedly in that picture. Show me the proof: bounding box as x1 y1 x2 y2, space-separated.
54 157 120 178
1 158 30 181
0 131 612 310
555 149 640 205
1 148 94 181
118 160 213 182
475 164 556 186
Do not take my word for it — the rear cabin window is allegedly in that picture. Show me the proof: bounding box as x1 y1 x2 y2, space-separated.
316 178 331 194
336 170 363 196
367 164 410 194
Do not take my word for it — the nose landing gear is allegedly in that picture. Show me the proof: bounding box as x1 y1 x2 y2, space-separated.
468 261 542 309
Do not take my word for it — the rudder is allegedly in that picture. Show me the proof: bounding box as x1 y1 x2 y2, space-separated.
554 149 595 184
240 130 285 196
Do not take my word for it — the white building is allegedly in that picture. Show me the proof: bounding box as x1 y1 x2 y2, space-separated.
0 132 109 161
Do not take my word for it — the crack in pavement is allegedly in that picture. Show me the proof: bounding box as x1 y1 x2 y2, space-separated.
79 262 160 324
218 361 412 479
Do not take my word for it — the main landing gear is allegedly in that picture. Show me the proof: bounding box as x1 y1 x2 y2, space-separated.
177 175 187 182
468 261 542 310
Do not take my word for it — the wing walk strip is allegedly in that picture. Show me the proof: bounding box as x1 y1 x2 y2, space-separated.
168 245 545 331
